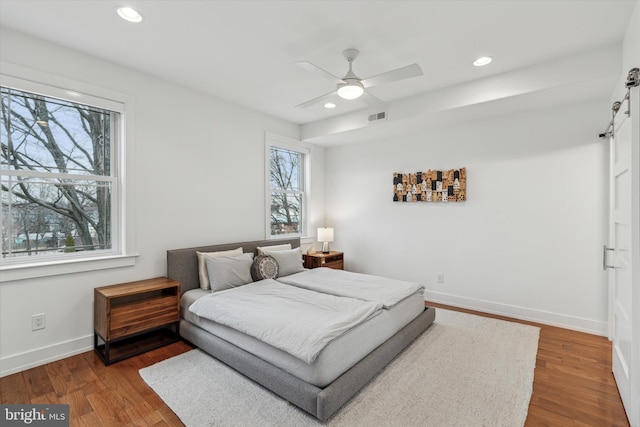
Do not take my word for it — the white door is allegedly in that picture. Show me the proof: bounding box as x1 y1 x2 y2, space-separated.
607 105 634 424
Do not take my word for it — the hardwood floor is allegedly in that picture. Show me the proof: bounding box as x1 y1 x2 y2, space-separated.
0 305 630 426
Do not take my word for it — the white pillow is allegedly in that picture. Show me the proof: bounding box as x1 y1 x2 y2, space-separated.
262 247 304 277
206 253 254 292
196 247 243 290
256 243 292 255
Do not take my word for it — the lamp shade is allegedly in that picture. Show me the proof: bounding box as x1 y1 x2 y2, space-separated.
317 227 334 243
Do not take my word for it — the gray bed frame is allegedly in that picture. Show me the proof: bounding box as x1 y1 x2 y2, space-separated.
167 237 436 421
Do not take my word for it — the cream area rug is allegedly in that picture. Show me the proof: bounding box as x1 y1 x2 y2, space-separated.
139 309 540 426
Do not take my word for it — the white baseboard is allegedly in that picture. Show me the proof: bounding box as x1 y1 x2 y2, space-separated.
0 335 93 378
425 290 608 336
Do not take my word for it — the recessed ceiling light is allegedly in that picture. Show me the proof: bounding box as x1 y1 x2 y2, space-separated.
117 7 143 23
473 56 492 67
324 102 336 109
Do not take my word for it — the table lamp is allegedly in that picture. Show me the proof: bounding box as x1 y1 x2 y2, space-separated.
317 227 334 254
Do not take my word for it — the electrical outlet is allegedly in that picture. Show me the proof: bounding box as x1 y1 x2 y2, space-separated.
32 313 46 331
437 273 445 284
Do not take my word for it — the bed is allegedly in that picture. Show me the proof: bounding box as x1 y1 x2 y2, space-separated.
167 237 436 421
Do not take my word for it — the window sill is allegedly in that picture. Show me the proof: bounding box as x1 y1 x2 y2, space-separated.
0 254 139 283
268 235 314 244
300 235 315 245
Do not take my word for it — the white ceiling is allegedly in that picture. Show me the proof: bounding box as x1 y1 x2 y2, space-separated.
0 0 636 145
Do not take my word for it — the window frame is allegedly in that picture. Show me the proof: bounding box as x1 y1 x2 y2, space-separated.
0 64 137 282
265 132 311 240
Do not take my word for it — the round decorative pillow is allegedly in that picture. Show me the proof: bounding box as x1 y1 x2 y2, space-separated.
251 254 279 281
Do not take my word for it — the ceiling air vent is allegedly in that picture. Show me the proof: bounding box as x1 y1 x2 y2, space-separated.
368 111 387 123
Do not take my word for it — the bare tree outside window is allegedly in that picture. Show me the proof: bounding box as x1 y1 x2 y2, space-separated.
1 87 116 260
269 146 304 236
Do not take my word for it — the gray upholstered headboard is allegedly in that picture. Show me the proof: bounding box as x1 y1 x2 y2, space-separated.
167 237 301 295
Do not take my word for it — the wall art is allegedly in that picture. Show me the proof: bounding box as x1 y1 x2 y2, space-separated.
393 168 466 202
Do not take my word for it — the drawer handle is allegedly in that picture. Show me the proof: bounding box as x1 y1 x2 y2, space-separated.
603 245 615 270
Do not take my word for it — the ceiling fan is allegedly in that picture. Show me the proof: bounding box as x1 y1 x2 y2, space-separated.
295 48 423 109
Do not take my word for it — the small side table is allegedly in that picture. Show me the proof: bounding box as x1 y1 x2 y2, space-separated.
303 251 344 270
94 277 180 365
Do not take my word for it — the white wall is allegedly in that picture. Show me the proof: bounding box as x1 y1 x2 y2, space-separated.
0 28 324 376
324 99 609 334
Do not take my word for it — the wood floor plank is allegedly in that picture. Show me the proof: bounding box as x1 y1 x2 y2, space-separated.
45 359 83 398
73 411 103 427
0 372 30 404
65 353 107 396
30 391 60 405
22 365 55 399
124 401 164 426
84 356 147 411
531 394 629 427
526 405 595 427
85 389 134 427
59 389 94 420
533 374 625 406
2 304 630 426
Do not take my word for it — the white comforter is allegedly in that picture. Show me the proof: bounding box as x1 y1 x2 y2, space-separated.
277 268 424 308
188 279 382 363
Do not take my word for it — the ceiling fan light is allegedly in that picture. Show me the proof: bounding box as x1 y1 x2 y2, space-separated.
337 81 364 100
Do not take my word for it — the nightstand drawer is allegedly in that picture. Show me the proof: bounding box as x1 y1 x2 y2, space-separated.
110 295 180 339
303 251 344 270
321 258 344 269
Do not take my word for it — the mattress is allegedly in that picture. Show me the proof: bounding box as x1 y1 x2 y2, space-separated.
181 288 424 387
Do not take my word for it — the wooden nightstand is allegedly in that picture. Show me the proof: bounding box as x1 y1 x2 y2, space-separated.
94 277 180 365
303 251 344 270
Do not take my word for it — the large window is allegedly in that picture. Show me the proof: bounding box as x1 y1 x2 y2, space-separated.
266 133 309 238
1 80 122 267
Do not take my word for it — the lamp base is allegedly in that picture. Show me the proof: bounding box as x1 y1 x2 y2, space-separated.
322 242 330 253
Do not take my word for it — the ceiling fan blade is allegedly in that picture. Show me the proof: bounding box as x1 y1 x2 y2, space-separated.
360 91 387 107
295 91 338 109
295 61 344 84
361 63 423 88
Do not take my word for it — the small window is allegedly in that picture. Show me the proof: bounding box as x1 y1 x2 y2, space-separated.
1 83 122 266
266 133 309 238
